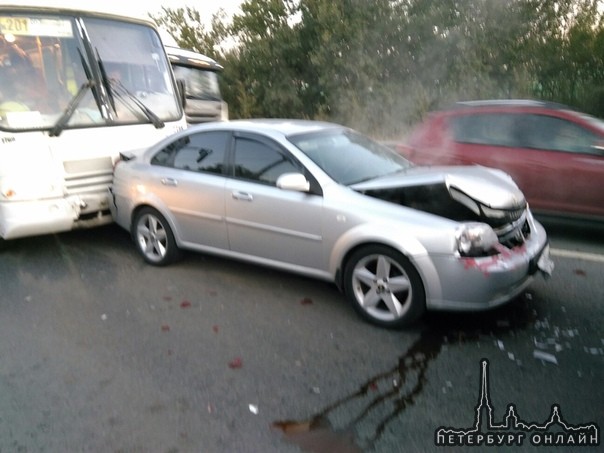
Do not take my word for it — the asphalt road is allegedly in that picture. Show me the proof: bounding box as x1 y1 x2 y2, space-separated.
0 218 602 452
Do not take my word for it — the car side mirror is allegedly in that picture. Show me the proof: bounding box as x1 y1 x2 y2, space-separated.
276 172 310 192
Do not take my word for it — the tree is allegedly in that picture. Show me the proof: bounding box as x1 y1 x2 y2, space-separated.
525 0 604 115
222 0 305 118
151 0 604 134
149 7 230 59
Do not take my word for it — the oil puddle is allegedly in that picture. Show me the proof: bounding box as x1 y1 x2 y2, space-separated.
273 295 538 452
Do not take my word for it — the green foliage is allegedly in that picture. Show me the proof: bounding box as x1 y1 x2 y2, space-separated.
528 0 604 116
149 6 228 59
151 0 604 136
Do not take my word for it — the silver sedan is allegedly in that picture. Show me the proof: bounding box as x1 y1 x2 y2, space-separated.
109 119 553 328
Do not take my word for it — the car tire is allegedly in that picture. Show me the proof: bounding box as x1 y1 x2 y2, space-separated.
344 245 425 328
132 207 181 266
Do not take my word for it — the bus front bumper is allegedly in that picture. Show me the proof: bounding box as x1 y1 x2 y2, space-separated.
0 195 112 240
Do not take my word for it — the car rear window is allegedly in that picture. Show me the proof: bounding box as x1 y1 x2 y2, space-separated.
151 131 229 175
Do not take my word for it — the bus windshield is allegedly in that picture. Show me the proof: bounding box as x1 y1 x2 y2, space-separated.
0 12 181 131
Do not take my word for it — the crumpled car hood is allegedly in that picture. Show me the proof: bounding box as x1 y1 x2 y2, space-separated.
351 165 525 210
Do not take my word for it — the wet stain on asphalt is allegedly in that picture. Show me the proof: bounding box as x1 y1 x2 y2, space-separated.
273 295 539 452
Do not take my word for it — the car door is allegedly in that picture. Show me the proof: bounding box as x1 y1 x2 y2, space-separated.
148 130 230 249
225 133 325 270
515 114 604 217
449 112 564 212
450 112 545 194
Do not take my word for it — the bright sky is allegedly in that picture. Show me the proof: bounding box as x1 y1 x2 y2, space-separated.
113 0 244 24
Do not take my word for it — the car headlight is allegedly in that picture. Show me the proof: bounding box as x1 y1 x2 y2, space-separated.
456 222 499 257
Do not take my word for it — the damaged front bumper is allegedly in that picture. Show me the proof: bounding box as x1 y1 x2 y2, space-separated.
0 193 112 240
421 216 553 312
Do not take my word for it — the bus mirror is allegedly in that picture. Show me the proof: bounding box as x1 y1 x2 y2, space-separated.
176 78 187 108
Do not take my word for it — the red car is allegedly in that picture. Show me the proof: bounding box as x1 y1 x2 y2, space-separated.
399 100 604 220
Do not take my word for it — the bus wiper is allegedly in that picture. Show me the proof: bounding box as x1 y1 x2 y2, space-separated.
77 47 107 116
49 81 93 137
107 79 165 129
96 49 116 114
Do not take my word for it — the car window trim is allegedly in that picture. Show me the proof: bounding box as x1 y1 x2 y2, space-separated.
230 131 323 196
151 130 233 176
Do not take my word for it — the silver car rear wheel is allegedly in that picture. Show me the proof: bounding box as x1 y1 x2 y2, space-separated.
132 207 181 266
344 245 425 328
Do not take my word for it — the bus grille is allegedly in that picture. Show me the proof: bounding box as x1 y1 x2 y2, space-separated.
63 157 113 196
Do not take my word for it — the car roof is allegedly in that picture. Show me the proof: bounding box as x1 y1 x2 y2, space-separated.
453 99 571 110
189 119 346 137
429 99 604 132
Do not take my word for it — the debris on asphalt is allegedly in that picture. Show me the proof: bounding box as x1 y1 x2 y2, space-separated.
228 357 243 369
533 350 558 365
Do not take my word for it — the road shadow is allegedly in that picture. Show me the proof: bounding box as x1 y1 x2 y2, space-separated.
273 294 540 452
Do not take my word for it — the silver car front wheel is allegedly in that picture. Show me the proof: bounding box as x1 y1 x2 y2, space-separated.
344 245 425 328
132 207 181 266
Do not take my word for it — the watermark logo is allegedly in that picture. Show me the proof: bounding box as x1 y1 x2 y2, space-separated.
435 359 600 447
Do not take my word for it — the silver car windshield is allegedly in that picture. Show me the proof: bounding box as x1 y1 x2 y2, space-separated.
288 129 412 185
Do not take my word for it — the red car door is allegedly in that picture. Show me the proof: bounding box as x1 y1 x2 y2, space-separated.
447 111 604 218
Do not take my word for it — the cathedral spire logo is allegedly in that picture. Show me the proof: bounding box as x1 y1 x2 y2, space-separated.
435 359 600 447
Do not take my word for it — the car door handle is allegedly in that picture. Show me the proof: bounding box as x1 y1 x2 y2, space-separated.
232 191 253 201
161 178 178 186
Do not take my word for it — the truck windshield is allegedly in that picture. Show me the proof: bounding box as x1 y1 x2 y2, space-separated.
0 13 180 131
172 65 222 101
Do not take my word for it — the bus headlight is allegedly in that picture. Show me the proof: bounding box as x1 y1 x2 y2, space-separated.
1 178 59 200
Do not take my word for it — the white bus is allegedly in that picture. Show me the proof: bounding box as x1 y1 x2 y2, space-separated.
0 1 186 247
165 45 228 124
